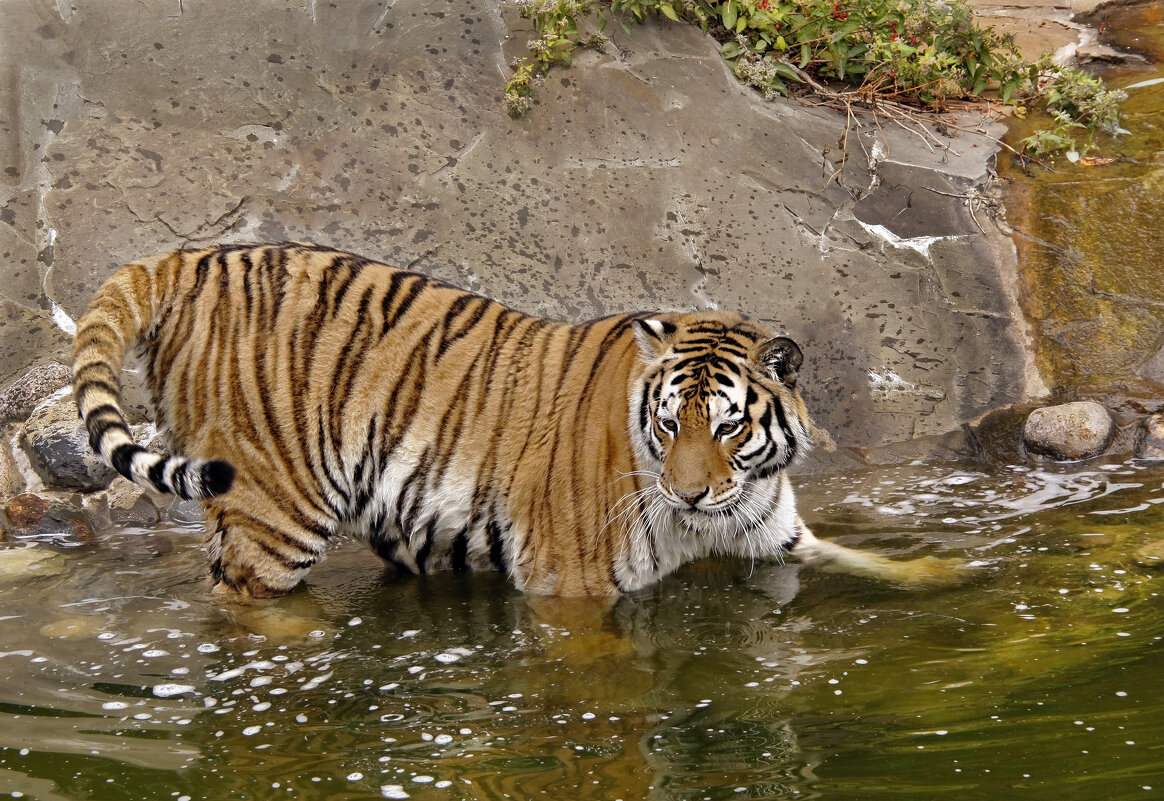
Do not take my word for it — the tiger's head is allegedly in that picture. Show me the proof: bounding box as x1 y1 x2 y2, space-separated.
629 312 811 543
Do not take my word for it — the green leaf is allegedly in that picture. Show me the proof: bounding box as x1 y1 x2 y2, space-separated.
723 2 737 29
773 61 800 81
776 34 787 50
720 41 743 60
799 42 810 68
830 19 861 41
660 3 680 22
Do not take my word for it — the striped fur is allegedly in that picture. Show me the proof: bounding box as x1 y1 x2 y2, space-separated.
73 242 824 597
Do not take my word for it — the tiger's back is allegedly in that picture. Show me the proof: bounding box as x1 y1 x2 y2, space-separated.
75 243 668 596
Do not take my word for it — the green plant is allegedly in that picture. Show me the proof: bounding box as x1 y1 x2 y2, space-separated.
1018 55 1127 158
506 0 1126 161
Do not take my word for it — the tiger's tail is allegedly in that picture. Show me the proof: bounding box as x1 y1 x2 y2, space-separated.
71 254 234 501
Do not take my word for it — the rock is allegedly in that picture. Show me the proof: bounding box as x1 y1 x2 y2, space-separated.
0 546 68 583
1132 538 1164 569
39 616 108 639
2 492 95 543
1022 401 1115 461
83 477 168 528
1139 343 1164 386
0 437 24 498
1136 414 1164 460
21 394 118 492
963 403 1043 464
1 0 1039 453
0 359 72 424
1074 377 1164 425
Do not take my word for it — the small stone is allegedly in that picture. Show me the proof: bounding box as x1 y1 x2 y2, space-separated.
2 492 95 543
0 546 67 582
21 394 118 492
40 616 106 639
0 359 71 425
1132 538 1164 568
1136 413 1164 460
105 477 165 525
1023 401 1115 461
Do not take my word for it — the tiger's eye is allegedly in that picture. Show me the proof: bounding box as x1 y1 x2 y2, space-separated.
716 421 740 438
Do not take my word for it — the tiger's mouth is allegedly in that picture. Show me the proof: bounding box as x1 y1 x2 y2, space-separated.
658 483 745 514
658 480 778 531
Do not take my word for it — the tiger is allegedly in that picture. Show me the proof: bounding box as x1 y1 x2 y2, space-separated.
72 242 958 598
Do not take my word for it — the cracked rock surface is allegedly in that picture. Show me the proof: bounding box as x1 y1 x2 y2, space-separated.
2 0 1041 458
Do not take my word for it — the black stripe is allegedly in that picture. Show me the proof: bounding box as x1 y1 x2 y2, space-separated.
327 286 377 489
382 274 429 333
451 529 469 572
437 294 489 359
72 363 120 389
486 521 507 574
394 456 429 530
380 326 436 462
325 256 356 316
244 521 319 570
171 461 194 499
84 403 129 449
771 399 797 459
110 443 141 480
72 319 122 353
148 458 168 491
316 414 349 509
374 538 417 574
415 520 436 573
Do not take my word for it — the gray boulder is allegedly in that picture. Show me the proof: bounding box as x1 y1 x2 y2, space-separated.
21 394 118 492
1023 401 1115 461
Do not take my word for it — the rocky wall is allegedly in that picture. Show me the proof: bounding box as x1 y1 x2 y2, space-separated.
1 0 1158 538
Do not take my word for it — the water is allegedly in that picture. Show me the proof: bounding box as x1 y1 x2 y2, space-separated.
1 460 1160 800
1000 3 1164 393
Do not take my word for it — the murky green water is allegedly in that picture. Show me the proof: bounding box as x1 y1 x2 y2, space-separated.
1 461 1160 800
1001 2 1164 393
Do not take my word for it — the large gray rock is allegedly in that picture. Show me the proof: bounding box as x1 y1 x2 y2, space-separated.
20 394 118 491
1 0 1039 454
1023 401 1115 461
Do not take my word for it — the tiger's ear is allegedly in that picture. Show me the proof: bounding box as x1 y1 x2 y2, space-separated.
633 318 678 359
755 337 803 388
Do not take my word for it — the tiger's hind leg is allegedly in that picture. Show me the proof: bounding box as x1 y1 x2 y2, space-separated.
204 492 332 598
789 517 965 588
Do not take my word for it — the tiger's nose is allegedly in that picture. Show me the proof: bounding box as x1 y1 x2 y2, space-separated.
674 486 709 506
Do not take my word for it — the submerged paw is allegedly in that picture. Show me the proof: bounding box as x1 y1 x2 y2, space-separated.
888 555 969 588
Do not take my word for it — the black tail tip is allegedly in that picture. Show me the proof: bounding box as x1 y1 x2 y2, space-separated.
201 460 235 497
